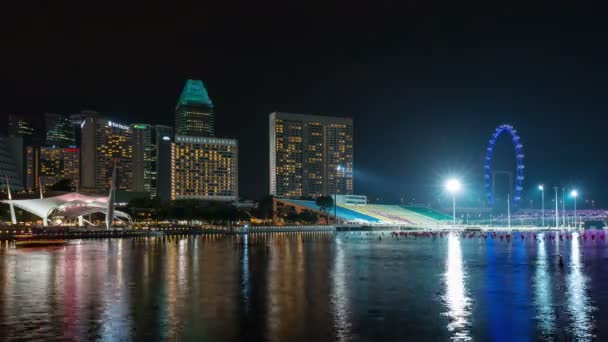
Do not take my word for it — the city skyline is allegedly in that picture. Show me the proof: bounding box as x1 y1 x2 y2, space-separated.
2 6 608 205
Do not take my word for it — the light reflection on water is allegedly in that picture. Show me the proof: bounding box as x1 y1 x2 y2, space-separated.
534 233 555 338
443 233 471 341
567 232 594 341
0 231 604 340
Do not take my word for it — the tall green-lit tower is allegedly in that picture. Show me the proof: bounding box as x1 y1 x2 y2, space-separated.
174 80 214 137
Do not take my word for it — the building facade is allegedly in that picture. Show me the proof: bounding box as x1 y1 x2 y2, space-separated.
131 124 154 193
26 146 40 191
39 147 79 189
80 116 133 191
269 112 353 198
45 113 76 147
171 135 238 202
8 114 35 138
154 125 173 202
174 80 215 137
0 135 25 191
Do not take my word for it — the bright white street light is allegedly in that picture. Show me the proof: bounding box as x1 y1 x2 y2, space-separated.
445 179 462 194
571 189 579 227
445 179 461 226
539 184 545 227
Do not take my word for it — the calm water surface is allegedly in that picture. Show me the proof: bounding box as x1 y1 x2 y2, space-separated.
0 231 607 341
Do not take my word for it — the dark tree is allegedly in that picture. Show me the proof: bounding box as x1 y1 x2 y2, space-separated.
48 178 74 192
298 210 318 224
315 196 334 224
254 195 274 219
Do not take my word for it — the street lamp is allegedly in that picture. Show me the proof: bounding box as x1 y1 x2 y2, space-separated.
334 165 342 224
571 189 578 227
538 185 545 227
445 179 462 226
554 187 559 228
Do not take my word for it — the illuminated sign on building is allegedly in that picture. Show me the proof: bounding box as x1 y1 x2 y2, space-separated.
107 121 130 130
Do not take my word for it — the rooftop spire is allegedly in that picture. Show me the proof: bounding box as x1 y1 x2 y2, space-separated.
176 79 213 108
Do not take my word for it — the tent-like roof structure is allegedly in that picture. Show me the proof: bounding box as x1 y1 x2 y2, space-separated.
2 192 131 226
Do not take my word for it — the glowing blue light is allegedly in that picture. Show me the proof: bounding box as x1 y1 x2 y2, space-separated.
485 124 524 208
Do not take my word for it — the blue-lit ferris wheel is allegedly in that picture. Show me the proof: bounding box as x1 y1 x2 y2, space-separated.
485 124 524 208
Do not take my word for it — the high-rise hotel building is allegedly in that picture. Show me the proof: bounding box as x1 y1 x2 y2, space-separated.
80 116 133 191
171 79 238 203
269 112 353 198
171 136 238 202
175 80 215 137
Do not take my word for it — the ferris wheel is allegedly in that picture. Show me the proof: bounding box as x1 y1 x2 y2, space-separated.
485 124 524 208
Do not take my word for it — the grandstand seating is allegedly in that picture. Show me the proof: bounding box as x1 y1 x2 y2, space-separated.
401 206 452 221
282 199 381 223
277 199 449 225
341 204 442 225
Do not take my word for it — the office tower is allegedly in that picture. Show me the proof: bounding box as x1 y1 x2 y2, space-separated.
80 116 133 191
131 124 154 193
40 147 80 188
154 125 173 201
8 114 35 138
171 135 238 202
174 80 214 137
0 135 25 191
26 146 40 191
269 112 353 198
131 124 174 199
44 113 76 147
70 110 100 148
27 146 79 192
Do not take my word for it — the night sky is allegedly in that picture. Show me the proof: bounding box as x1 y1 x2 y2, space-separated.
1 5 607 207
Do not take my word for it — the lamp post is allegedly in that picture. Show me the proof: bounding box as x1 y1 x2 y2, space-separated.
554 187 559 228
507 193 511 228
538 185 545 227
334 166 342 224
445 179 462 226
562 188 566 227
571 190 578 228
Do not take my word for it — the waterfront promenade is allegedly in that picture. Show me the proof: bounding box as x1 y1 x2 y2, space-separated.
0 223 594 240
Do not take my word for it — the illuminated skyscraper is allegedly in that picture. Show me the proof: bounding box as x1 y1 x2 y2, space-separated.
171 136 238 202
80 115 133 191
174 80 215 137
269 112 353 198
44 113 76 147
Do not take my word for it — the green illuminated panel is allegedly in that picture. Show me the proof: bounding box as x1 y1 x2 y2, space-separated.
177 80 213 108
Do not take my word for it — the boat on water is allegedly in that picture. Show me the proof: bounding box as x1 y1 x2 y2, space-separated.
14 234 68 248
15 240 69 247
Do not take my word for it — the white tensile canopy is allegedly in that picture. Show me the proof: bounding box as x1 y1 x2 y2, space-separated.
1 192 131 227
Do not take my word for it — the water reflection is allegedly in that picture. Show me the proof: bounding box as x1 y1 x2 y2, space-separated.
332 236 351 341
0 232 607 340
534 233 555 337
567 232 594 340
444 233 471 341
